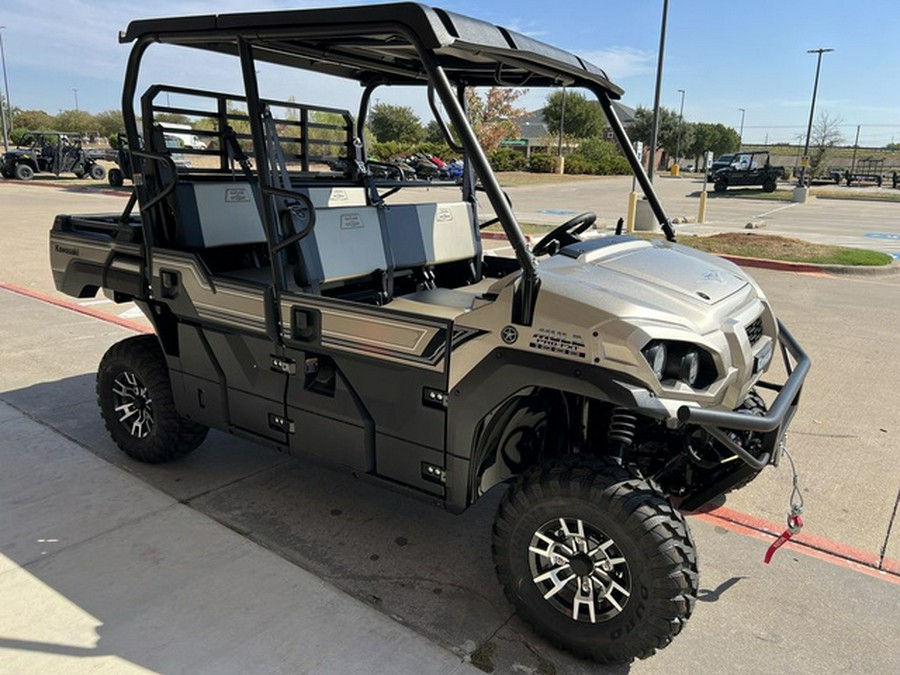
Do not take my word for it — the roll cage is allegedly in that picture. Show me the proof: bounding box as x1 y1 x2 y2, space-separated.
119 1 675 325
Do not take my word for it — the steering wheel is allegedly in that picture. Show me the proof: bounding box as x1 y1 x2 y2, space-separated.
531 211 597 256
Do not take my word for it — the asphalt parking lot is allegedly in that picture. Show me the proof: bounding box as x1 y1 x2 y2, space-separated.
1 180 898 673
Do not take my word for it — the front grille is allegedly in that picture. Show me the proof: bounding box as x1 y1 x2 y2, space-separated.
746 316 764 345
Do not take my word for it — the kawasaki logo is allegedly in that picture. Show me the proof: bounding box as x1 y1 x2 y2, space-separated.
54 244 80 256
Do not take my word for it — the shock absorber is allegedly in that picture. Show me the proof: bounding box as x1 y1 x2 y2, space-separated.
607 407 638 460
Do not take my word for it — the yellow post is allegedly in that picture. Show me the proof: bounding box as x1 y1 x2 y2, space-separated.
671 164 680 177
698 189 708 224
626 192 638 233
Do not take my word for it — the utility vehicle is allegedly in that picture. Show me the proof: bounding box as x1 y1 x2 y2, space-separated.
713 150 785 192
49 3 809 664
1 131 106 181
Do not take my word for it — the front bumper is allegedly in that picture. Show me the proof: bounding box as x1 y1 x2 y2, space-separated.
676 320 810 471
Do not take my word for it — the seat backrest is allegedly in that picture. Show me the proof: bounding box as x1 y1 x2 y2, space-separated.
298 206 387 285
171 182 265 249
385 201 478 269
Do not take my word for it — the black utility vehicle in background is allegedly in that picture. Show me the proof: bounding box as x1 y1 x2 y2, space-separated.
0 131 106 181
48 4 809 665
713 150 785 193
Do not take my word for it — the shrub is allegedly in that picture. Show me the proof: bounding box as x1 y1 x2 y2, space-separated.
563 155 596 175
528 152 556 173
489 147 527 172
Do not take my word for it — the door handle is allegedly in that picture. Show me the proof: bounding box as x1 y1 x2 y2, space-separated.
292 307 320 342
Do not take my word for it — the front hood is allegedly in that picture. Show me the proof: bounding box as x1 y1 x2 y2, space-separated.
538 237 750 312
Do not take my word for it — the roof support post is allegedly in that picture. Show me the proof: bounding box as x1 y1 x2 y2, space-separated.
417 51 539 325
596 89 676 242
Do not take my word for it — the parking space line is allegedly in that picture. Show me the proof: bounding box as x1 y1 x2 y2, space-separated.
755 202 799 219
3 280 897 585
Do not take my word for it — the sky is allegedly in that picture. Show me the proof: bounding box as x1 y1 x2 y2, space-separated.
1 0 899 146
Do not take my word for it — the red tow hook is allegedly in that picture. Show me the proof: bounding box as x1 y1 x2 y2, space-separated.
764 506 804 564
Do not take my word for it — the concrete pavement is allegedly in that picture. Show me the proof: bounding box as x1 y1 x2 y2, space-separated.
1 261 899 673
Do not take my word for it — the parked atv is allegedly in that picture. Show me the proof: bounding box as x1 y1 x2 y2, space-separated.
713 151 784 193
49 4 809 665
0 131 106 181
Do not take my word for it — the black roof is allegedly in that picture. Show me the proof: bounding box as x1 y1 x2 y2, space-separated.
120 2 624 97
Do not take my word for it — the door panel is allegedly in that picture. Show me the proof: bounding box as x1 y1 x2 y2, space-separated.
279 293 451 487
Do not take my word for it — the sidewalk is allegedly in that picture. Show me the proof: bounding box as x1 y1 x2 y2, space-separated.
0 398 477 674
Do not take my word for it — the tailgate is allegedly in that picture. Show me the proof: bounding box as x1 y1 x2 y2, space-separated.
50 213 147 299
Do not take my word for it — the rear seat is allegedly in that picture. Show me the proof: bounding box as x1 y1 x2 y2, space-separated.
166 179 482 308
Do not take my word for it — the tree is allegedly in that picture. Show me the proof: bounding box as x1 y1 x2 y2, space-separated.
629 106 681 156
809 111 843 177
94 110 124 138
12 108 54 131
369 103 424 143
686 122 740 168
465 86 527 153
53 109 96 134
542 90 605 139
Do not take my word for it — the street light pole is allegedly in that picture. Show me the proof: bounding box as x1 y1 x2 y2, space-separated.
73 88 79 111
801 48 834 185
675 88 685 169
0 27 11 152
648 0 669 182
738 108 745 150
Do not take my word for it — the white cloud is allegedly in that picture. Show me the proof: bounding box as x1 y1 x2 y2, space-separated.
577 47 656 81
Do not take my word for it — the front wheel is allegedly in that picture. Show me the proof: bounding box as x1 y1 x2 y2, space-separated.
762 177 777 192
14 163 34 180
97 335 208 463
493 461 698 665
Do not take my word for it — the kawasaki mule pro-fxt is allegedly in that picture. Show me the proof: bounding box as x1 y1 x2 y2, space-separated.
49 4 809 664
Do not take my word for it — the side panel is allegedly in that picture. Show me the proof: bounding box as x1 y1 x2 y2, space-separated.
279 293 451 490
150 251 286 443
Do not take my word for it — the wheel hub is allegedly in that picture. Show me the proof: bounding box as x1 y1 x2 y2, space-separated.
528 517 632 624
112 370 154 439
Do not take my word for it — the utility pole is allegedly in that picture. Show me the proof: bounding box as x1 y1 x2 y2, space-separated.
0 27 11 152
675 88 685 169
648 0 669 182
556 86 567 158
738 108 745 149
801 48 834 185
73 88 79 111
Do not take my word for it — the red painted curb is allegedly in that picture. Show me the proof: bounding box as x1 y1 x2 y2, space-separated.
0 282 152 334
690 504 899 578
481 231 532 243
0 179 132 197
719 255 824 274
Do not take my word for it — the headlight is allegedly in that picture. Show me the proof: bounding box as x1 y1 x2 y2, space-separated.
641 342 667 379
679 349 700 386
642 340 716 388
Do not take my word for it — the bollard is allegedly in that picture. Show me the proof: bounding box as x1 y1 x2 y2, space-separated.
671 164 680 177
698 190 708 223
626 192 638 232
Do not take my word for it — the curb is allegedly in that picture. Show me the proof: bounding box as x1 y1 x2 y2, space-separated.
481 230 532 244
719 255 900 276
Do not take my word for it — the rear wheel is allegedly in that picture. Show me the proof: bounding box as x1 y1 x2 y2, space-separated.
108 167 123 187
493 460 698 664
97 335 208 463
89 164 106 180
14 163 34 180
713 179 727 193
762 177 777 192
